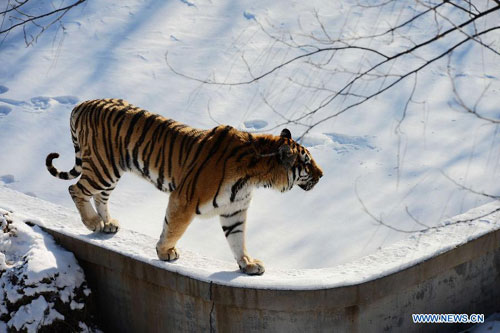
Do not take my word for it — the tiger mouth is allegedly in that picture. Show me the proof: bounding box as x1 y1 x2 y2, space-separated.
299 181 317 191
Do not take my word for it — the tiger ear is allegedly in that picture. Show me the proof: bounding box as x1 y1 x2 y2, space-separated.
279 144 297 168
280 128 292 139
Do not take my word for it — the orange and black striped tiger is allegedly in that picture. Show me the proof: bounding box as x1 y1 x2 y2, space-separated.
46 99 323 275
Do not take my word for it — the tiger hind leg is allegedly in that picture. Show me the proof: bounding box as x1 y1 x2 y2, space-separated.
69 182 104 232
94 188 119 233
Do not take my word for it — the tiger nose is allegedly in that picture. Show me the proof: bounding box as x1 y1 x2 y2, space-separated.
313 173 322 184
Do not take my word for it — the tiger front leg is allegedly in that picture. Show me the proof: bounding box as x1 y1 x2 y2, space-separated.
220 209 265 276
156 197 194 261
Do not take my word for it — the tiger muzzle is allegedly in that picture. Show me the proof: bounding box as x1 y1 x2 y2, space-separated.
299 177 320 191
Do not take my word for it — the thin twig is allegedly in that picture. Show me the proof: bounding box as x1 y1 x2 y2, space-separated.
440 171 500 200
165 45 389 86
0 0 28 15
0 0 85 35
447 55 500 124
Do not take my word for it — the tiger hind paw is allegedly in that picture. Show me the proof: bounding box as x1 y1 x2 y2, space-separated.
82 216 104 232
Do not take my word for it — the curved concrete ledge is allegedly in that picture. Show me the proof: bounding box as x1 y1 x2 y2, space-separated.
1 187 499 332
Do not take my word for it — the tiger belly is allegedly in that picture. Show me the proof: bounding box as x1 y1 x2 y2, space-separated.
196 182 253 218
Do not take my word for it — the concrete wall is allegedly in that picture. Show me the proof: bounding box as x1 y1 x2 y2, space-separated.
42 225 500 333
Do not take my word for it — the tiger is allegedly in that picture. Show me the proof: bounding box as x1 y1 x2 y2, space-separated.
45 99 323 275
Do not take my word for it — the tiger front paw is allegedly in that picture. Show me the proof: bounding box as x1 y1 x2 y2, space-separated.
156 246 180 261
238 255 265 276
103 218 120 233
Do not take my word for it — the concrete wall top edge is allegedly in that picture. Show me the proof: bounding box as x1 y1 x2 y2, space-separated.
1 187 500 292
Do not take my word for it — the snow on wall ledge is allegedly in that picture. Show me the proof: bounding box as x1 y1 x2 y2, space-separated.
1 186 499 290
1 186 500 332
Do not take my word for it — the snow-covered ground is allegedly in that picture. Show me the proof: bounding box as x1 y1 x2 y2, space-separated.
1 0 500 271
0 205 99 332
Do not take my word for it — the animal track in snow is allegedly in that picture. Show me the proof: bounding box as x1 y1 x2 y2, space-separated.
243 11 256 20
0 90 78 114
243 119 268 130
30 96 51 110
0 174 15 184
301 132 376 154
0 98 30 108
53 96 79 105
179 0 196 7
324 133 375 150
0 105 12 116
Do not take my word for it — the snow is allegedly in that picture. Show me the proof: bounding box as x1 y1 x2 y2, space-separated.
1 186 499 291
0 203 98 331
8 296 64 333
0 0 499 271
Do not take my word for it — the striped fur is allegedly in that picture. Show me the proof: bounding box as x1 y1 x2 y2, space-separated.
46 98 323 275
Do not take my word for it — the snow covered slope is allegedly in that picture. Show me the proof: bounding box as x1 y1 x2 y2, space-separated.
0 205 99 332
1 0 500 269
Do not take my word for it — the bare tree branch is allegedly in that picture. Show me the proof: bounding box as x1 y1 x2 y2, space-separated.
355 180 425 233
356 178 500 234
350 1 446 41
395 72 418 188
419 0 500 57
292 25 500 139
0 0 28 16
445 1 478 17
0 0 86 46
165 45 390 86
405 206 430 229
167 3 499 87
446 54 500 124
166 1 500 143
440 171 500 200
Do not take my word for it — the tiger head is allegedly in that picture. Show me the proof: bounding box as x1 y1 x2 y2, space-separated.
277 128 323 192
